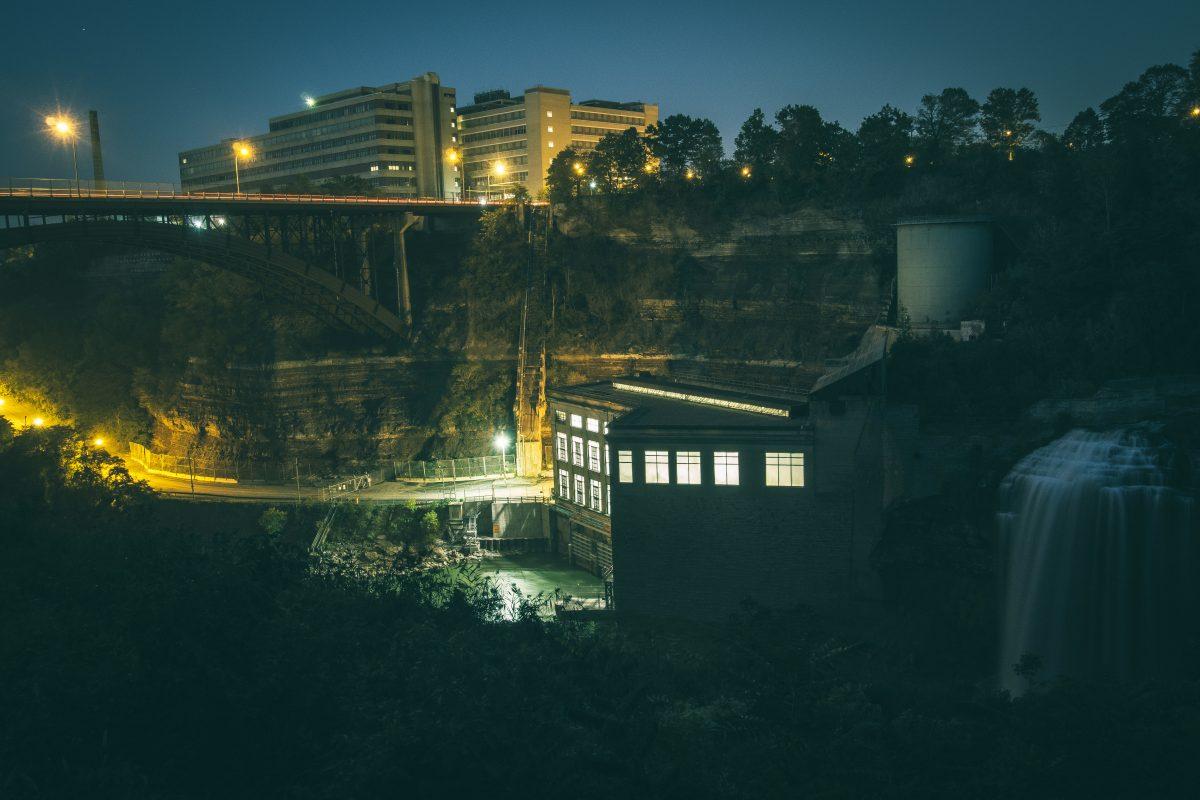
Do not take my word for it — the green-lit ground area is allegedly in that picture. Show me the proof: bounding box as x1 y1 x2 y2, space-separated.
478 552 605 615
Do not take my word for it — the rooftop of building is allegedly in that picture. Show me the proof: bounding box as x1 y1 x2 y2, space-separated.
550 375 810 430
458 88 651 116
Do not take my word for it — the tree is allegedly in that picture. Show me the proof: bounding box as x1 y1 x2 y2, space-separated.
645 114 724 180
258 507 288 538
856 104 915 192
1064 108 1106 152
1100 64 1191 146
546 147 588 204
771 104 857 197
915 88 980 164
981 87 1041 160
733 108 779 174
587 128 649 193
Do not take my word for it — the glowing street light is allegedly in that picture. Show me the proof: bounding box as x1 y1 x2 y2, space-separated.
93 436 105 447
684 169 696 180
32 417 45 428
494 431 511 474
445 147 460 164
1191 106 1200 119
572 161 585 175
904 154 916 167
303 95 316 108
740 165 752 178
45 114 81 194
232 142 253 194
492 161 507 176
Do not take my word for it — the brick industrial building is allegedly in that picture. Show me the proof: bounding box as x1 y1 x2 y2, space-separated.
548 331 912 620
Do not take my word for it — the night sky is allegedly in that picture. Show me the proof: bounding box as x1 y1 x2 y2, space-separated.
3 0 1197 185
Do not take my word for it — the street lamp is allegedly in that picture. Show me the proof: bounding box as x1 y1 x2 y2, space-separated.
32 417 45 428
93 436 105 447
904 154 916 167
740 165 752 178
232 142 253 194
494 432 511 474
45 114 80 195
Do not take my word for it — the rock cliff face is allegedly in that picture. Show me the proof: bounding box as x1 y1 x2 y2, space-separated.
149 207 889 466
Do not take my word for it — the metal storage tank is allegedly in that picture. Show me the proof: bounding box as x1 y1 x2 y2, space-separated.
896 215 993 328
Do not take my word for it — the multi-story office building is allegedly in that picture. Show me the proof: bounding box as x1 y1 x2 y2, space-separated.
457 86 658 199
179 73 459 198
549 366 913 620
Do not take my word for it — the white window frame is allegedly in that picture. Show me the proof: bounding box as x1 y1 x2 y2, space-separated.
605 446 611 476
714 451 740 486
574 473 586 505
586 417 600 433
558 469 570 499
618 450 633 483
556 432 568 462
571 435 584 467
676 451 701 485
590 479 603 512
645 450 670 484
570 413 582 428
765 452 805 487
606 484 611 515
587 440 602 473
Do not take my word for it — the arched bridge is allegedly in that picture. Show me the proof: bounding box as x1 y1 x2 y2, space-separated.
0 185 490 338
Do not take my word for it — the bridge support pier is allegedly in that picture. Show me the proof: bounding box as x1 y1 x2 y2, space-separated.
392 213 422 335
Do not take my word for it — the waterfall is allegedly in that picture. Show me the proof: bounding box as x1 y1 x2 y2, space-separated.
997 428 1197 692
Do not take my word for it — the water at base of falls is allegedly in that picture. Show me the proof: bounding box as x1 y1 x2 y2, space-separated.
997 428 1197 693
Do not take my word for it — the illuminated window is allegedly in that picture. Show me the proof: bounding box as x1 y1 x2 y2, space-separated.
574 474 586 504
387 164 400 170
450 106 456 113
618 450 633 483
605 446 611 476
547 110 553 118
558 469 569 499
547 126 554 133
586 417 600 433
450 121 456 128
555 410 567 422
570 414 582 428
765 452 805 487
571 436 584 467
590 479 603 512
676 451 701 485
369 165 380 172
645 451 670 484
588 441 601 473
556 432 568 462
548 141 555 148
714 451 740 486
606 484 611 515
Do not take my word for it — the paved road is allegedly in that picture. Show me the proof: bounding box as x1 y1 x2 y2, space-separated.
1 395 550 504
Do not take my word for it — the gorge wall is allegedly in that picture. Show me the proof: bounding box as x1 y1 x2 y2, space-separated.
147 205 890 467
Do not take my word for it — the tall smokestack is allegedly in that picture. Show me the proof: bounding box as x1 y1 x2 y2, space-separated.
88 110 105 187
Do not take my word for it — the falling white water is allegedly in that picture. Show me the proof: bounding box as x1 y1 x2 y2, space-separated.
997 429 1197 693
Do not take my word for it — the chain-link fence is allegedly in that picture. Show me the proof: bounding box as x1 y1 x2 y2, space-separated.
390 455 515 482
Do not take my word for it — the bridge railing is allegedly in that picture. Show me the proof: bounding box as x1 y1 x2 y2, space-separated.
1 177 508 206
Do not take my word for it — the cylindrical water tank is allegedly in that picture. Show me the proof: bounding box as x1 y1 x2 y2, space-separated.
896 215 993 327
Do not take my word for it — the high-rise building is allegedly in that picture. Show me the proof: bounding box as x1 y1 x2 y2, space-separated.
457 86 658 199
179 73 459 199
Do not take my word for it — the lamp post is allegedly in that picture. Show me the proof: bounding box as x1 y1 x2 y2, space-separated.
232 142 252 194
494 432 511 477
45 115 80 195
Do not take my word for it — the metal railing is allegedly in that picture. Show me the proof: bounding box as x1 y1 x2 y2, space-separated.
127 442 238 485
2 177 540 206
391 455 516 483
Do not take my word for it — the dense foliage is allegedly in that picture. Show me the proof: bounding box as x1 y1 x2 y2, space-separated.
3 426 1200 798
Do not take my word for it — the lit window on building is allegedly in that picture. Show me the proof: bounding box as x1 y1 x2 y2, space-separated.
765 452 805 487
586 417 600 433
570 413 582 428
370 165 380 172
547 111 553 118
606 484 611 515
387 164 400 170
548 141 555 148
714 451 740 486
556 432 568 462
605 446 611 476
572 436 584 467
547 126 554 133
588 441 602 473
574 474 586 505
559 469 570 499
676 451 701 485
590 479 603 512
645 451 670 484
556 410 567 422
618 450 633 483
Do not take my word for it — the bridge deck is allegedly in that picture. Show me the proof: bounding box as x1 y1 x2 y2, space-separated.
0 184 499 216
